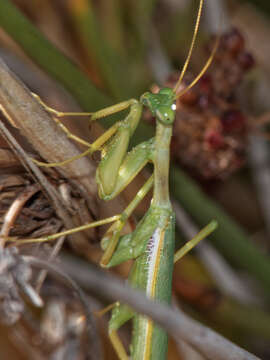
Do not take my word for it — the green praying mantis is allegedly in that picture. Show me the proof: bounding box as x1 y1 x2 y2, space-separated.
9 0 219 358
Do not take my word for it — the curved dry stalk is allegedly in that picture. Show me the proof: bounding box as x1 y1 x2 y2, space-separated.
0 184 40 248
34 235 66 293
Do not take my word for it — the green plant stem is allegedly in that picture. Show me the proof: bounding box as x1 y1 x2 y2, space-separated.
100 0 126 57
215 298 270 341
133 0 158 39
68 0 131 100
0 0 110 111
175 255 270 341
246 0 270 13
170 167 270 297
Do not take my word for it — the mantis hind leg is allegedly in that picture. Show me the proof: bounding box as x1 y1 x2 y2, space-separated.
108 303 134 360
107 258 142 359
174 220 218 264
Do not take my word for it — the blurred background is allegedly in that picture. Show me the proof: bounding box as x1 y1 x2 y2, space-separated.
0 0 270 359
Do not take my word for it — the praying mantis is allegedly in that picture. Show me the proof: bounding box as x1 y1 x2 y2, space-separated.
9 0 219 358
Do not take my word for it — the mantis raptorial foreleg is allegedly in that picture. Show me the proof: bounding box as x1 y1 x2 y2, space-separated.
32 95 142 175
32 93 154 265
94 100 143 198
98 138 153 200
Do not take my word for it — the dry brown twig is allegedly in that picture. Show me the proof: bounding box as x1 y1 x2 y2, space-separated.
34 235 66 293
52 253 260 360
24 255 103 360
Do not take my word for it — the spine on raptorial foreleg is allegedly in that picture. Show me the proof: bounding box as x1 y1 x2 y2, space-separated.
131 212 175 360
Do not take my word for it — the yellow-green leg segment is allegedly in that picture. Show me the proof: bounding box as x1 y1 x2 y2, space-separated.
109 303 134 360
174 220 218 264
100 174 154 267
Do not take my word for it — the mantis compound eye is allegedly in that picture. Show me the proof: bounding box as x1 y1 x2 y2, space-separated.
157 106 175 125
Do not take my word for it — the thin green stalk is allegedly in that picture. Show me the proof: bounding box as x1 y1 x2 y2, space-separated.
100 0 126 57
0 0 110 111
133 0 158 35
160 2 196 57
215 298 270 341
246 0 270 14
127 0 159 94
68 0 131 100
175 255 270 341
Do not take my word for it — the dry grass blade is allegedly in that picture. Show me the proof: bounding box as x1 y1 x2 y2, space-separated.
0 57 98 215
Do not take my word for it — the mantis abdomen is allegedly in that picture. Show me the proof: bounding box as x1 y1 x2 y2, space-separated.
131 212 175 360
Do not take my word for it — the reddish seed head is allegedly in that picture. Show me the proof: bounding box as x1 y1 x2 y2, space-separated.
198 94 211 109
179 89 198 106
237 51 255 71
198 74 212 93
221 110 246 132
205 130 225 150
223 28 245 55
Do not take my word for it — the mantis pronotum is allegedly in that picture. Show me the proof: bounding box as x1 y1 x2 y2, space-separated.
9 0 218 358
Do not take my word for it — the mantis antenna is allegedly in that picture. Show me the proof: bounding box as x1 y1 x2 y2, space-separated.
174 35 219 100
173 0 204 94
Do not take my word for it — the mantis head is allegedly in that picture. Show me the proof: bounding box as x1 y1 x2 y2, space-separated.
140 88 176 125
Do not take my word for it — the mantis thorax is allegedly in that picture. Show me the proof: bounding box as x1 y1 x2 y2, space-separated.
140 87 176 125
